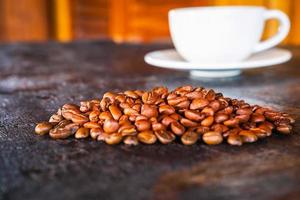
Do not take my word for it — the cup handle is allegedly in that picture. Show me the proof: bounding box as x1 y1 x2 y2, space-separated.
253 10 290 53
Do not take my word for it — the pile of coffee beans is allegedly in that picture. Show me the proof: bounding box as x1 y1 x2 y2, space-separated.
35 86 295 146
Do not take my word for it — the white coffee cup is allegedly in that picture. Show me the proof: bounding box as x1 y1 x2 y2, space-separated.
168 6 290 63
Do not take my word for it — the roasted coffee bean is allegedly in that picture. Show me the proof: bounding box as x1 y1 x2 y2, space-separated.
260 121 274 130
118 124 137 136
109 105 122 120
159 105 175 115
105 133 123 145
152 122 166 131
170 121 185 135
123 107 139 116
175 100 190 109
250 128 268 138
99 111 113 121
205 89 216 101
137 131 157 144
223 118 239 127
35 122 54 135
195 126 210 134
211 124 229 133
223 128 240 138
227 133 242 146
103 119 119 133
202 131 223 145
49 128 72 139
62 103 80 112
97 132 109 141
80 101 92 112
222 106 234 115
180 118 198 127
201 116 214 127
169 113 181 121
153 86 168 97
154 130 175 144
75 127 90 139
90 128 104 140
103 92 117 103
185 91 203 99
276 125 292 134
161 116 176 127
257 124 272 136
190 98 209 110
235 114 250 123
251 113 265 123
236 108 252 115
167 96 188 106
239 130 258 143
123 136 139 146
135 120 151 132
184 110 205 122
141 104 158 118
181 131 198 145
49 114 63 123
201 107 215 116
134 90 145 97
89 110 100 122
83 122 101 129
115 94 126 103
214 113 229 123
124 90 139 99
209 100 221 111
142 92 159 104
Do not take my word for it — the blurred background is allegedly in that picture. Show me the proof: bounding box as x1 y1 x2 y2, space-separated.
0 0 299 45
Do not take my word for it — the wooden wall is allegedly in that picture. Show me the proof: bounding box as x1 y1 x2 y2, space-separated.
0 0 299 45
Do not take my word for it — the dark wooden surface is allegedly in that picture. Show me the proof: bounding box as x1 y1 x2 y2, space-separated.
0 41 299 200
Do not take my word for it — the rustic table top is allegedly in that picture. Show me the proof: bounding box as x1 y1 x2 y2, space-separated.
0 41 299 200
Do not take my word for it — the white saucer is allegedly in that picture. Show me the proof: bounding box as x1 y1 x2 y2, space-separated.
144 48 292 78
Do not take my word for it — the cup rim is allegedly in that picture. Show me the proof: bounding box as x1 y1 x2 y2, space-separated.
169 6 266 15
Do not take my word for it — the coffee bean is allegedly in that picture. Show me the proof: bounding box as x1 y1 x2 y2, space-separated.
276 125 292 134
195 126 210 134
75 127 90 139
154 130 175 144
260 121 274 130
49 128 72 139
123 107 139 116
83 122 101 129
124 90 139 99
170 121 185 135
190 98 209 110
181 131 198 145
180 118 198 127
135 120 151 132
90 128 104 140
99 111 113 121
209 100 221 111
214 113 229 123
223 118 239 127
118 124 137 136
161 116 176 127
103 119 119 133
49 114 63 123
89 110 100 122
152 122 166 131
257 124 272 136
201 107 215 116
159 105 175 115
185 91 203 99
236 108 252 115
184 110 205 122
239 130 258 143
250 128 268 138
80 101 92 112
251 113 265 123
35 122 54 135
141 104 158 118
105 132 123 145
137 131 157 144
205 89 216 101
97 132 109 141
227 133 242 146
169 113 181 121
167 96 188 106
142 92 159 104
109 105 122 120
211 124 229 133
235 114 250 123
202 131 223 145
123 136 139 146
201 116 214 127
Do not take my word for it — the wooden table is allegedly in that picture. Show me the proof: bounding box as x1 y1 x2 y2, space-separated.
0 41 299 200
